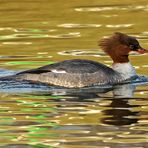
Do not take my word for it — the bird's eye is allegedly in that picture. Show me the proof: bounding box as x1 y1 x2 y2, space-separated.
129 45 134 50
129 44 138 50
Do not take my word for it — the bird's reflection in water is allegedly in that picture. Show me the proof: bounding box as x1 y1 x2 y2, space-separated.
51 83 139 126
101 84 139 126
29 83 140 126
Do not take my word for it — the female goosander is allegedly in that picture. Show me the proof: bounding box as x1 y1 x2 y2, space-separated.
6 32 148 88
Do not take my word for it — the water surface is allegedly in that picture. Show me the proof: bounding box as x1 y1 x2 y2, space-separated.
0 0 148 147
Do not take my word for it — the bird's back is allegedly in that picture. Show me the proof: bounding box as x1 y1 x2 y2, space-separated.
14 59 123 88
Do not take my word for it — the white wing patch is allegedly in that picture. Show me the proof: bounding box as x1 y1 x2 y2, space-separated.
51 69 66 73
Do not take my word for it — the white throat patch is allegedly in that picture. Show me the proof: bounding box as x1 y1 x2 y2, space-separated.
112 62 137 80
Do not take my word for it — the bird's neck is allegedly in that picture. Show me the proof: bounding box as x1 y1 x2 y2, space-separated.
112 62 137 80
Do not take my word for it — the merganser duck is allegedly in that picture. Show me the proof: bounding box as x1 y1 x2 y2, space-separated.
6 32 148 88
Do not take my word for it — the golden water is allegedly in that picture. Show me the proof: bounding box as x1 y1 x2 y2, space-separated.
0 0 148 147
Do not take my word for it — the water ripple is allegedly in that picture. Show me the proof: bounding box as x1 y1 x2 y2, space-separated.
74 5 148 12
0 27 56 33
0 32 81 41
106 24 133 28
47 32 81 39
2 42 32 45
58 23 133 29
102 14 118 17
0 55 33 59
58 23 102 28
0 27 82 42
133 33 148 40
58 49 105 57
14 28 56 33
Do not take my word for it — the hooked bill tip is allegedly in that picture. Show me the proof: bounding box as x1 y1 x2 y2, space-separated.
137 48 148 54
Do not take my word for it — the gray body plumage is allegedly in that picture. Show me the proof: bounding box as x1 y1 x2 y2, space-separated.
2 59 126 88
